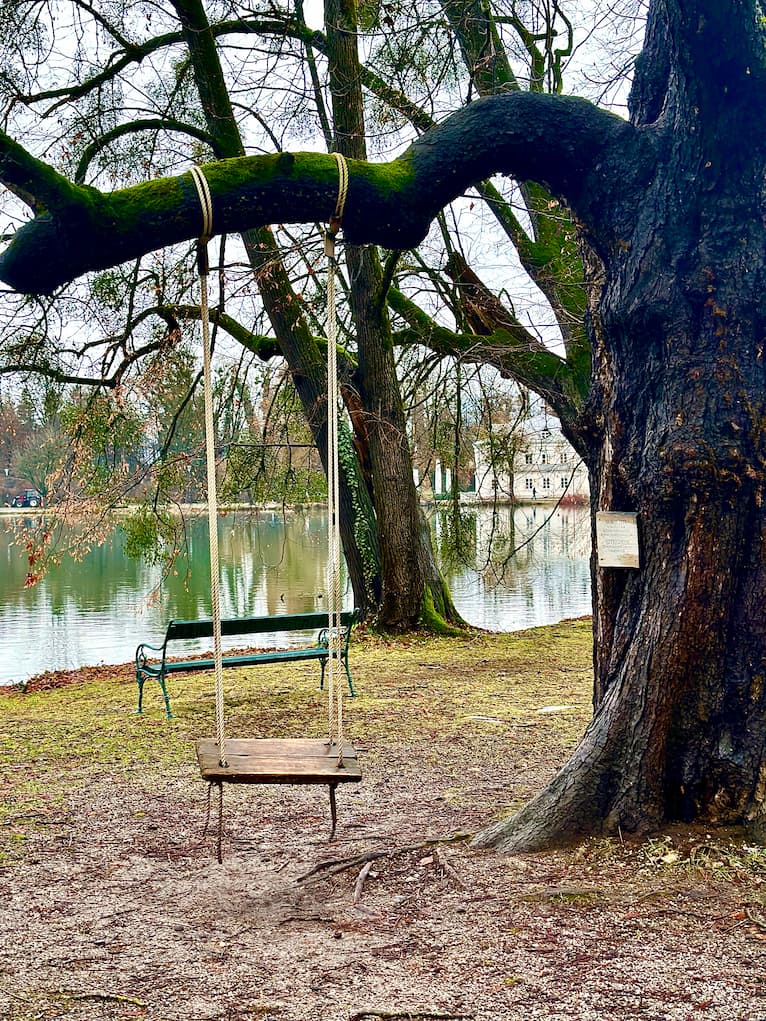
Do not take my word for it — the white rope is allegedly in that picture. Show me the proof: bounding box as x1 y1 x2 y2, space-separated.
325 152 348 767
189 156 350 772
190 165 227 768
190 164 214 241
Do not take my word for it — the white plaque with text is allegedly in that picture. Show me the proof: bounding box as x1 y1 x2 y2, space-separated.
596 511 640 568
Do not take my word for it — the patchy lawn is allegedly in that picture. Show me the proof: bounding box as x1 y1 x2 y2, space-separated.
1 619 764 1021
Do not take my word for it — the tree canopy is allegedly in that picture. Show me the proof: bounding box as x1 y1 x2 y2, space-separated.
0 0 608 629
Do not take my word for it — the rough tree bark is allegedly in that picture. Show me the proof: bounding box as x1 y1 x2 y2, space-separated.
3 0 765 847
474 0 766 850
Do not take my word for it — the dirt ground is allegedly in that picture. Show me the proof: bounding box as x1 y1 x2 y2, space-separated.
1 620 765 1021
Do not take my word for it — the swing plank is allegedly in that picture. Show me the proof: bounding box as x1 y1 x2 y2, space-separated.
195 737 361 785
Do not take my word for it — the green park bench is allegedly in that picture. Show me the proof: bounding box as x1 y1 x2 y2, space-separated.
135 610 358 718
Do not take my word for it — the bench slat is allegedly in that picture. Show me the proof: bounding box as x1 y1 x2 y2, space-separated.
167 611 356 642
144 647 328 676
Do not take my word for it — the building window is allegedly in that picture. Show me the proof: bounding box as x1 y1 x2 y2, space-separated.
560 477 569 489
542 477 551 490
561 450 569 463
524 478 533 490
541 452 547 464
524 452 533 464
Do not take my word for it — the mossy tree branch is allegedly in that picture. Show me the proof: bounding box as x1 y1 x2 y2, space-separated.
0 128 84 212
0 93 647 296
165 302 358 375
387 286 576 431
160 304 279 361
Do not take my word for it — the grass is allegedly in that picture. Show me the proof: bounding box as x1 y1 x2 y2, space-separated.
0 619 594 844
5 618 765 885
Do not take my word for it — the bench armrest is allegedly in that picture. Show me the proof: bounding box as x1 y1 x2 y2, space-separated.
318 625 351 654
136 642 165 670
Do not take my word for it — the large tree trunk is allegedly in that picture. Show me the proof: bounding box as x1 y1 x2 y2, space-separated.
475 0 766 850
326 0 462 630
171 0 382 616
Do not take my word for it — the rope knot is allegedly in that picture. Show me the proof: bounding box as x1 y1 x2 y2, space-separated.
189 164 214 246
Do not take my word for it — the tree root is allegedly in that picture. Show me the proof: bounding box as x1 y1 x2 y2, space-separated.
348 1011 475 1021
354 861 374 903
297 833 471 884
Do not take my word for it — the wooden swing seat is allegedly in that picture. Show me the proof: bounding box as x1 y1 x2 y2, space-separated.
196 737 361 842
195 737 361 784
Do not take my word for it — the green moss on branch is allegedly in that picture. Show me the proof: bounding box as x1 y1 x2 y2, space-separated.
1 93 639 296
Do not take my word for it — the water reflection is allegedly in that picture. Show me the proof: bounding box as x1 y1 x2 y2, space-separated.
433 505 592 632
0 505 592 684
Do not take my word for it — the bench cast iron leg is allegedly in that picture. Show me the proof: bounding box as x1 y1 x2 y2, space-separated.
159 672 174 718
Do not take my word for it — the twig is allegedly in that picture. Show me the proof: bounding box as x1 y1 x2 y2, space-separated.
354 861 374 903
746 905 766 931
297 833 471 885
0 984 31 1002
437 853 466 889
298 848 391 884
278 914 335 925
66 991 147 1008
349 1011 474 1021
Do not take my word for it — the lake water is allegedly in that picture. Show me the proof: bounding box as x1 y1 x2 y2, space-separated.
0 505 592 685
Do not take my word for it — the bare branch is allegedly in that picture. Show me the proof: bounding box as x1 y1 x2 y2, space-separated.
74 119 214 184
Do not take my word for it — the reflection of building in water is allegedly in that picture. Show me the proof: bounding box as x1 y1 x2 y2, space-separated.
431 504 591 567
451 505 591 568
472 413 590 504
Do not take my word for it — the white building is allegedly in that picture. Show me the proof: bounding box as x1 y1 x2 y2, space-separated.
473 414 590 504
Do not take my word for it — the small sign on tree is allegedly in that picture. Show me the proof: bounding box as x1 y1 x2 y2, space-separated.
596 511 640 568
